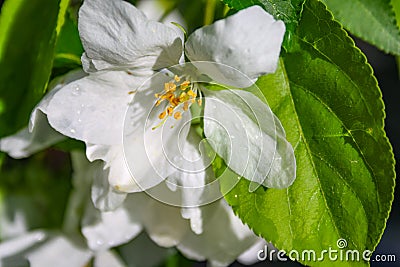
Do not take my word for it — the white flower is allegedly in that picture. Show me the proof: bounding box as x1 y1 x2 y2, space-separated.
0 0 296 265
2 0 295 197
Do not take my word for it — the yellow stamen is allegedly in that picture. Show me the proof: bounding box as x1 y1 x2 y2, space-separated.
167 107 174 116
174 112 182 120
179 92 187 101
172 98 180 106
152 77 199 130
187 89 196 97
159 111 166 119
180 81 190 90
164 82 176 92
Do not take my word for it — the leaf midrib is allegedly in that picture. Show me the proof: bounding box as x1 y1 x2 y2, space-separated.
291 80 381 213
280 59 343 246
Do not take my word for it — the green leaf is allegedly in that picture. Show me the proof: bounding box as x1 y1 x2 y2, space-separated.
321 0 400 55
392 0 400 29
221 0 395 266
0 0 70 138
53 11 83 69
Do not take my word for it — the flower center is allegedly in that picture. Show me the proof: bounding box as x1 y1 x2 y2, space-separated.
152 75 202 130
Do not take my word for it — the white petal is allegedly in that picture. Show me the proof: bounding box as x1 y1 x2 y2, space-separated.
46 71 141 145
145 181 205 235
0 70 86 158
81 198 142 251
163 130 218 234
125 194 190 247
65 151 128 236
79 0 183 72
0 114 64 159
185 6 285 87
94 250 125 267
177 200 260 267
26 235 92 267
123 74 191 191
0 231 46 259
203 89 296 189
0 210 27 239
91 161 127 211
86 143 142 193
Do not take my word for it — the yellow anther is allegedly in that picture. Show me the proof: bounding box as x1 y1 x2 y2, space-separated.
159 111 166 119
162 92 174 100
174 112 182 120
128 90 136 95
167 107 174 116
197 99 202 106
172 98 180 106
179 92 187 101
164 82 176 92
180 81 190 90
152 77 198 129
187 89 196 97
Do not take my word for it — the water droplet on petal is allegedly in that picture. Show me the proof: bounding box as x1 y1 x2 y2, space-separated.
72 86 81 96
36 232 46 241
70 129 76 134
96 240 104 246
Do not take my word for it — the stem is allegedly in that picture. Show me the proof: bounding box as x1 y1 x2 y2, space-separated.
204 0 216 25
223 4 230 17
